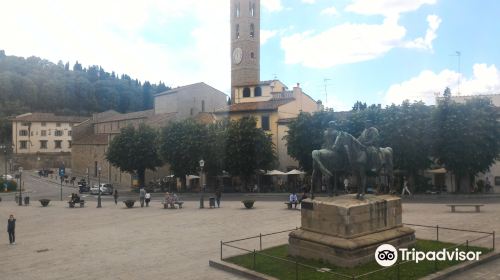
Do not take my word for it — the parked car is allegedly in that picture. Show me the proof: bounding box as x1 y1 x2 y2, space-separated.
1 174 13 180
78 181 90 193
90 183 113 195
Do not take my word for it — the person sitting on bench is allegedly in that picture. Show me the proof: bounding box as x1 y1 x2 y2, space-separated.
289 192 299 208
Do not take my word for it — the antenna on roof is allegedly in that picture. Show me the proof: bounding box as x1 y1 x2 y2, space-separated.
450 51 461 95
324 78 331 104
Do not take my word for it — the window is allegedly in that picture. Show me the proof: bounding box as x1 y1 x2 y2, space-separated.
250 2 256 16
68 130 72 137
235 2 240 17
48 130 51 136
68 140 72 148
261 116 270 131
236 24 240 39
56 122 61 127
19 130 28 136
254 86 262 97
243 87 251 98
251 52 255 59
495 177 500 186
41 122 46 127
250 24 255 38
201 100 205 112
55 140 62 149
40 140 48 149
19 141 27 149
55 130 63 137
41 130 46 136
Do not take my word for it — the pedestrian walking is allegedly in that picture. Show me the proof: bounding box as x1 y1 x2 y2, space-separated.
215 188 222 208
401 177 411 196
343 177 350 193
7 214 16 245
145 192 151 207
113 190 119 205
139 187 146 207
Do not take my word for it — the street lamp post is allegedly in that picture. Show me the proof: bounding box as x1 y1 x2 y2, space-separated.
0 144 7 178
18 167 23 206
97 166 102 208
199 159 205 209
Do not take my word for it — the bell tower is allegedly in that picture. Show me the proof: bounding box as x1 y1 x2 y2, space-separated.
230 0 260 104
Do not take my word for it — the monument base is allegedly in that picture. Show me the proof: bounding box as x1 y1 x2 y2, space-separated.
288 195 415 267
289 226 415 267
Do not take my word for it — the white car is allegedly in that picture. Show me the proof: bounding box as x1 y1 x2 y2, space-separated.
1 174 13 180
90 183 113 195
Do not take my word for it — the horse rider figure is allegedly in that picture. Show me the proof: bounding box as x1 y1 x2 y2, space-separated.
323 121 339 151
357 122 382 173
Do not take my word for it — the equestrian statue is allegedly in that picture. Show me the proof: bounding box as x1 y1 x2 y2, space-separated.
311 122 394 199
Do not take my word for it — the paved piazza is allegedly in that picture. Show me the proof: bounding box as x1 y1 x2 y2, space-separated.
0 198 499 279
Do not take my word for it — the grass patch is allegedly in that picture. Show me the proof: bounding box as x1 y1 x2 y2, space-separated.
226 240 492 280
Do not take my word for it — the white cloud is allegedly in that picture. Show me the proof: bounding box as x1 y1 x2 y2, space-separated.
346 0 436 17
0 0 231 94
320 7 339 16
383 64 500 105
280 17 406 68
262 0 283 12
302 0 316 4
261 30 278 45
405 15 442 50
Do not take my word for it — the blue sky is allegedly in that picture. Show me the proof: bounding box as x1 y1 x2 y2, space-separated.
1 0 499 111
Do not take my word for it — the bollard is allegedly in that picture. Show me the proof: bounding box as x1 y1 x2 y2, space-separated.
259 233 262 251
466 240 469 251
436 225 439 241
220 241 223 260
493 231 496 251
253 249 256 269
295 261 298 280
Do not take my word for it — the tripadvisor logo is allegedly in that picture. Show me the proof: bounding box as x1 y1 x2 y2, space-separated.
374 244 482 267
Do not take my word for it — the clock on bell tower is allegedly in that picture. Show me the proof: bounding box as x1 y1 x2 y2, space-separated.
230 0 260 104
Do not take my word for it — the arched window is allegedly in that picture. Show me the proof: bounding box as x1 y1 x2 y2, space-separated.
243 87 251 98
254 86 262 97
250 2 255 17
201 100 205 112
250 24 255 38
236 24 240 39
235 2 240 17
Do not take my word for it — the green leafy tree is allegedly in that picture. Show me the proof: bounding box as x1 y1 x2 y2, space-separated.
225 117 276 186
432 96 500 192
159 120 207 188
285 110 336 173
106 124 162 187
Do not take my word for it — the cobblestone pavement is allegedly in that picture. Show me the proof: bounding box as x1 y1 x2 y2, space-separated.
0 199 499 279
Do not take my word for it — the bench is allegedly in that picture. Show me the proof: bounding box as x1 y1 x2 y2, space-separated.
446 204 483 212
162 201 183 209
68 200 85 208
285 201 298 209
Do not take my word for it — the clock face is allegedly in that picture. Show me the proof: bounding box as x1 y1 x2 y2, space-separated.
233 47 243 64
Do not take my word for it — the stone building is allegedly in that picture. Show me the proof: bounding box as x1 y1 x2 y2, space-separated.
217 0 320 171
71 83 227 188
9 112 87 169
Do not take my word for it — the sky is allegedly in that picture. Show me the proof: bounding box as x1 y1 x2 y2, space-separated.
1 0 499 111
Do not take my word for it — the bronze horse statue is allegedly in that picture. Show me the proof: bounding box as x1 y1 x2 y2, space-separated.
311 131 394 199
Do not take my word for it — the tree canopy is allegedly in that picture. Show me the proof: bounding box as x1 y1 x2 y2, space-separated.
106 124 162 187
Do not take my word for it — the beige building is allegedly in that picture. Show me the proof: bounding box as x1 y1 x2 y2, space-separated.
220 0 320 171
11 113 87 154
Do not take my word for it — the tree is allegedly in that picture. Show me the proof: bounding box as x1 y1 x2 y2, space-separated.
106 124 162 187
432 96 500 192
224 117 276 186
378 101 433 189
285 110 336 173
159 120 207 188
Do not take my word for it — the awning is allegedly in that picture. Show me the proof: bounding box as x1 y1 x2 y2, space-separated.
425 168 447 174
265 170 287 176
286 169 306 175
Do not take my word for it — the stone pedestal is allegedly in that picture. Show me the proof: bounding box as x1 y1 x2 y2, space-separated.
288 195 415 267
